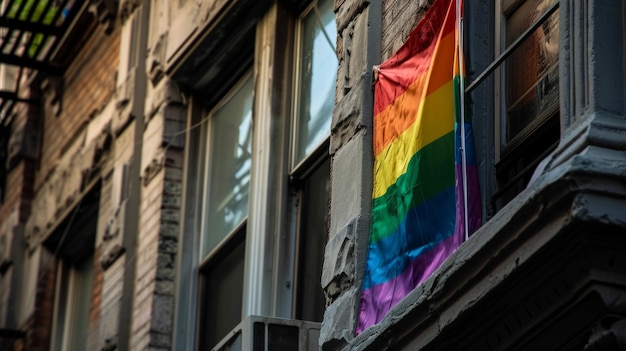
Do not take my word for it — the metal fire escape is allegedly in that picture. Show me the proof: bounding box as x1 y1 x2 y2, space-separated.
0 0 82 124
0 0 82 341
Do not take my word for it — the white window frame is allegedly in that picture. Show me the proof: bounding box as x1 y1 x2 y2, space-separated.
287 0 336 322
50 254 94 351
198 72 254 262
174 1 337 349
196 71 254 350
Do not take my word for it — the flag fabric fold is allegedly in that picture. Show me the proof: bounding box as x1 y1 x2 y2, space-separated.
358 0 481 333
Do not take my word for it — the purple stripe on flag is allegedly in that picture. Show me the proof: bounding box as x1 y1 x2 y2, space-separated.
357 233 462 333
454 164 482 238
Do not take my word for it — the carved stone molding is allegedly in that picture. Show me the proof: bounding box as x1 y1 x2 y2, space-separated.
115 70 133 112
142 153 164 187
103 202 124 242
24 124 113 250
100 243 125 270
101 337 118 351
7 114 39 169
89 0 119 35
148 33 167 86
42 76 64 116
146 79 185 122
119 0 140 25
584 317 626 351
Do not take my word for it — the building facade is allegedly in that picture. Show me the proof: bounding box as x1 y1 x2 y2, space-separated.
0 0 624 350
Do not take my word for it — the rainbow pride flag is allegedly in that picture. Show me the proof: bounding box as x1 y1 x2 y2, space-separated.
358 0 481 333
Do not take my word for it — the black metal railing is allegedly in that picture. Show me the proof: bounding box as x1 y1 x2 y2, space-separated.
0 0 83 122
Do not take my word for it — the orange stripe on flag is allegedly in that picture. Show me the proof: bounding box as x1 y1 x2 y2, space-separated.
373 3 456 115
373 31 456 156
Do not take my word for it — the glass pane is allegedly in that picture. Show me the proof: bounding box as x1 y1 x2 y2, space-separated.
296 158 330 322
505 0 559 143
68 254 93 351
203 75 253 256
294 0 337 164
199 238 245 350
52 254 94 351
51 262 70 351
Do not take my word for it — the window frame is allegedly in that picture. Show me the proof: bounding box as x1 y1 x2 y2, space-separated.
195 71 254 350
290 0 337 170
174 1 337 348
198 71 254 262
50 253 94 351
497 0 560 152
287 0 336 322
468 0 561 211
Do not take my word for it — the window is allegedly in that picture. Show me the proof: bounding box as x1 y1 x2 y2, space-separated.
292 0 336 165
290 0 336 322
50 253 94 351
291 157 330 322
484 0 560 210
197 73 253 350
45 185 98 351
177 0 336 349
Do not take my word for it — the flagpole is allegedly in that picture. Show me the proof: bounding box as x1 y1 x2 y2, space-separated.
456 0 470 241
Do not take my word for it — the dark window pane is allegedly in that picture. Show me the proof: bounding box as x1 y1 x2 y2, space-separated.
295 158 330 322
198 237 246 349
505 0 559 143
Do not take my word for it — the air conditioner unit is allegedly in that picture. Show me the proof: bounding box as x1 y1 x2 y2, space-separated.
211 315 321 351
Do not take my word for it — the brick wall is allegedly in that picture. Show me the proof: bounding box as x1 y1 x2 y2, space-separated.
36 25 121 191
381 0 433 61
15 251 56 351
89 246 103 348
2 18 122 351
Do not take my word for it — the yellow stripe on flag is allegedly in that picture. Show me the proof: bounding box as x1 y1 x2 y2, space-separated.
373 80 455 199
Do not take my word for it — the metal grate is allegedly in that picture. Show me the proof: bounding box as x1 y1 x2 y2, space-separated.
0 0 83 122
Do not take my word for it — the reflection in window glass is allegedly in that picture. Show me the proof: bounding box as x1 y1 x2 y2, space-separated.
505 0 559 143
203 75 254 256
294 0 337 165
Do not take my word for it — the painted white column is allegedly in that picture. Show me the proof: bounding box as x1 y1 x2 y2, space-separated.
244 2 295 319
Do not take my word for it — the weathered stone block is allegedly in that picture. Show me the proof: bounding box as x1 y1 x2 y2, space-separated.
335 0 368 34
146 79 186 122
158 237 177 253
329 130 373 235
163 180 182 195
331 78 362 154
158 222 179 238
161 193 181 208
149 332 172 348
161 209 180 223
320 287 359 350
151 295 174 334
155 280 175 296
322 218 355 292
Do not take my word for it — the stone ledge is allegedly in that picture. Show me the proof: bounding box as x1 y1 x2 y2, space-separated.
346 149 626 350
